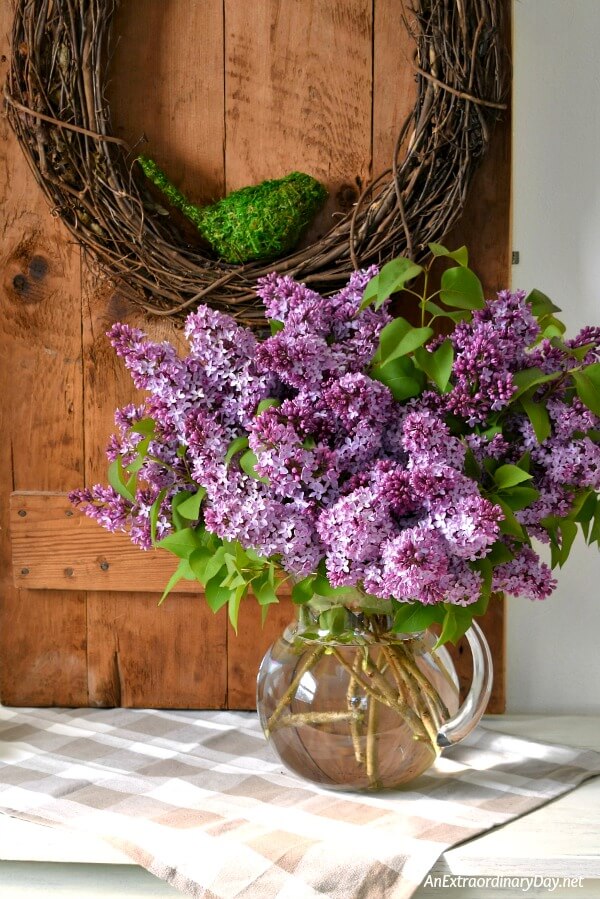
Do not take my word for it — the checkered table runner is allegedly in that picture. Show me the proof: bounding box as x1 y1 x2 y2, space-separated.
0 707 598 898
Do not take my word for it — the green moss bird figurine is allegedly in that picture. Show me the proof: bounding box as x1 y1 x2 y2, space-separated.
137 156 327 264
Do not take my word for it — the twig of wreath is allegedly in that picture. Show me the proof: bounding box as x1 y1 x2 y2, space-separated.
5 0 508 327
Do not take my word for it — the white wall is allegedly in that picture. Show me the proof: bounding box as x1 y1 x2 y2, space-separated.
508 0 600 712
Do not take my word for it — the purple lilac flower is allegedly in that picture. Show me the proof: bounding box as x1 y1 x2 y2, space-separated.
72 272 600 612
431 494 501 560
316 486 397 586
402 410 466 468
492 546 556 601
374 525 452 605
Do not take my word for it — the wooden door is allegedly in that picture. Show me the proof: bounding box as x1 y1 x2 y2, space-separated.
0 1 510 711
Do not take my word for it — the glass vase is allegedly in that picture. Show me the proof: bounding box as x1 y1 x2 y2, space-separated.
256 610 492 791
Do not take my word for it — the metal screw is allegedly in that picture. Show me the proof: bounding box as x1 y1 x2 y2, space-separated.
20 567 29 576
65 510 73 517
65 567 74 577
100 561 109 571
18 509 27 517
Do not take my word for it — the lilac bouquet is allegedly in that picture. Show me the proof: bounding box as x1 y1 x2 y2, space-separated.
71 245 600 647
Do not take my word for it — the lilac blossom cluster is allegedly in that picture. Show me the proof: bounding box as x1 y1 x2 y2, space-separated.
71 276 600 609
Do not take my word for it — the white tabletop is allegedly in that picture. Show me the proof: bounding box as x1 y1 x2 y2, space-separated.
0 715 598 898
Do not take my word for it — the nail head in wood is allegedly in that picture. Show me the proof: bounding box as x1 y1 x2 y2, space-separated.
20 568 29 576
100 561 109 571
65 567 74 577
18 509 27 517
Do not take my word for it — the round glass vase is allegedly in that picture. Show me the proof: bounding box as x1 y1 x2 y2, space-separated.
256 610 493 791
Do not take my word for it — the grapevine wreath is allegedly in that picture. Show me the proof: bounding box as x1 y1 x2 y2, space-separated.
5 0 508 326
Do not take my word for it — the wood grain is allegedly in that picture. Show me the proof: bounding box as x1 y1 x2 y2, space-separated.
109 0 225 205
81 263 228 710
82 0 228 708
0 5 88 706
224 0 376 705
372 0 418 179
224 0 373 243
10 491 200 593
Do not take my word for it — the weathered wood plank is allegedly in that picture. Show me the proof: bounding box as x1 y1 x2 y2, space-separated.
82 1 228 708
10 491 197 593
224 0 373 242
0 6 88 706
86 593 227 710
223 0 375 705
109 0 225 204
372 0 418 180
227 600 295 710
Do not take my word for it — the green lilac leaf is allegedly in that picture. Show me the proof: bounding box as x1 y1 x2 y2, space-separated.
252 571 279 607
511 367 559 399
492 496 526 539
228 585 247 633
108 458 135 503
225 436 250 465
541 320 566 338
494 464 534 489
428 243 469 266
590 505 600 545
256 398 281 415
526 288 562 317
359 259 424 311
204 570 232 613
371 359 423 401
376 258 424 303
377 317 411 358
392 602 444 634
573 365 600 416
499 485 540 511
158 558 193 606
171 490 196 530
414 339 454 391
573 491 597 523
156 527 203 559
318 607 348 636
202 546 229 583
520 395 552 443
239 450 269 483
176 487 207 521
384 326 434 364
187 547 215 583
434 607 473 648
130 419 156 436
291 575 315 605
440 266 485 310
485 541 515 565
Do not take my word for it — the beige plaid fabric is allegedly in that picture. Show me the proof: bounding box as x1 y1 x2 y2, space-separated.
0 708 598 898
